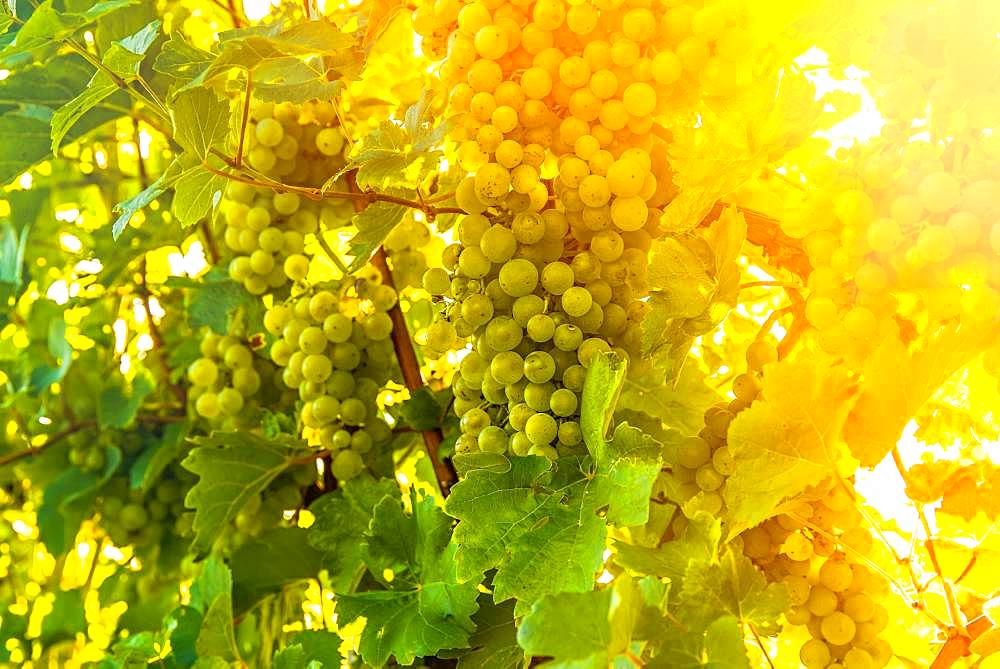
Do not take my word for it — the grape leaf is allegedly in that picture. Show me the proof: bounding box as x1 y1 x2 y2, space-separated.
172 166 226 227
181 432 306 557
444 454 605 609
397 386 446 430
518 590 614 667
153 32 214 82
171 87 230 161
129 420 191 490
307 475 400 592
273 631 343 668
167 270 259 335
581 352 663 526
112 158 183 240
37 446 122 555
621 361 721 436
648 616 748 669
1 0 140 60
723 358 857 534
39 589 86 646
347 202 408 270
646 237 716 320
231 528 324 612
844 324 994 467
0 220 30 302
49 20 160 152
192 558 239 662
336 490 480 667
97 367 155 428
447 598 524 669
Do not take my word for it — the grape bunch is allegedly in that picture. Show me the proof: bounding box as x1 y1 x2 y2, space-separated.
98 470 193 551
264 275 397 480
188 330 274 423
741 484 893 669
219 100 355 295
383 216 435 289
669 339 777 521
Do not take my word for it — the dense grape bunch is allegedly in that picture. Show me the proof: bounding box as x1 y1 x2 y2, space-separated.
187 329 275 422
219 100 355 295
264 274 398 480
741 485 894 669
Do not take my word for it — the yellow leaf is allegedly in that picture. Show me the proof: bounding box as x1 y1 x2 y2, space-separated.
723 357 857 534
363 0 407 48
844 324 995 467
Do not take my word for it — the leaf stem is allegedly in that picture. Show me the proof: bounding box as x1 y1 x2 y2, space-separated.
315 227 350 276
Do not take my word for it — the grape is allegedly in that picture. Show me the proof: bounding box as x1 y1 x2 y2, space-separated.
525 413 557 445
800 638 832 668
498 258 539 297
196 393 221 419
549 388 578 417
491 350 524 385
695 465 724 492
678 436 711 469
553 324 583 351
784 532 815 561
819 557 854 592
821 612 856 645
188 358 218 387
807 585 839 617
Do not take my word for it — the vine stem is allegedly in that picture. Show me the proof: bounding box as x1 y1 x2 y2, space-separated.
0 415 185 467
235 73 253 169
371 246 456 493
891 447 967 634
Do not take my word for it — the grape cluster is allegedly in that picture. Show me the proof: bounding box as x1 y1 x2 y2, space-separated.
669 340 777 520
188 330 273 422
99 470 193 550
384 217 434 289
219 100 354 295
265 276 397 480
741 484 893 669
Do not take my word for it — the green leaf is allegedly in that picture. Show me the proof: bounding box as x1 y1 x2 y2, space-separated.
273 631 343 668
168 269 260 334
621 362 721 436
341 119 442 190
153 31 214 82
39 589 86 645
646 237 716 320
97 367 155 428
336 490 480 667
581 352 663 527
181 431 305 556
37 446 122 555
0 114 50 186
28 317 73 394
0 221 30 302
129 420 190 490
230 528 324 611
172 166 227 226
49 20 160 152
0 612 27 662
307 476 399 592
347 202 407 270
518 589 613 664
444 455 606 608
3 0 141 60
182 557 240 661
397 386 444 430
112 159 183 240
102 631 163 669
171 87 230 160
447 598 523 669
649 616 748 669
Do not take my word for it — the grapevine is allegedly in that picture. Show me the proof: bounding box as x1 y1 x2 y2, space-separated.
0 0 998 668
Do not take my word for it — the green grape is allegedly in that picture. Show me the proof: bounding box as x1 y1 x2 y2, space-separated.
523 351 555 383
462 293 495 327
478 425 509 453
711 446 735 475
329 449 363 479
326 370 355 399
498 258 539 297
351 430 373 453
218 388 245 414
255 118 285 147
361 312 393 340
224 344 253 369
460 408 491 435
678 436 711 468
490 350 524 384
315 128 345 156
196 393 221 419
807 585 838 617
525 413 557 445
484 317 523 351
284 254 310 281
526 313 556 342
511 294 545 326
553 324 583 351
423 267 452 295
331 342 362 370
188 358 219 387
523 382 554 412
120 503 149 532
695 465 724 492
843 593 875 622
558 421 583 446
562 364 586 392
785 532 815 562
549 388 578 417
509 403 535 431
560 286 593 317
541 261 575 294
577 337 610 366
480 224 518 263
302 354 333 383
340 398 367 426
821 611 856 645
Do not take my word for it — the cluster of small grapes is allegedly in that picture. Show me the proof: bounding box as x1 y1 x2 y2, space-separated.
670 340 777 519
219 100 355 295
264 277 397 480
742 484 893 669
66 430 112 473
222 463 317 551
784 142 1000 369
99 471 192 550
383 217 434 289
420 206 651 458
188 330 273 422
